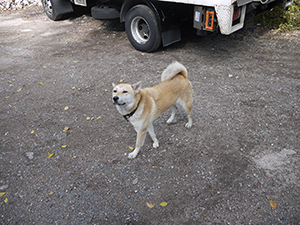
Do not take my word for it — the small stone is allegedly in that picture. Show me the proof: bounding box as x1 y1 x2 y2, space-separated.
132 178 138 185
26 152 34 159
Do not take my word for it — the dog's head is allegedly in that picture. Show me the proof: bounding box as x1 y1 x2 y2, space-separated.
112 82 141 106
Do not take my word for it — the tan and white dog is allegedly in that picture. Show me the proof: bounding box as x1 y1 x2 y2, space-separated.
112 61 193 159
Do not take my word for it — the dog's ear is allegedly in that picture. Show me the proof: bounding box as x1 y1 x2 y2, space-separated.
132 81 142 94
112 83 116 88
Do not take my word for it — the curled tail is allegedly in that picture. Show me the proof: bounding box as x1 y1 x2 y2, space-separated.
161 61 188 82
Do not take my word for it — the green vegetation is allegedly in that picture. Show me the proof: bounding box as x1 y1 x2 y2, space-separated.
255 0 300 32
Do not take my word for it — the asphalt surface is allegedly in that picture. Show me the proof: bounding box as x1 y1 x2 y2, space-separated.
0 6 299 224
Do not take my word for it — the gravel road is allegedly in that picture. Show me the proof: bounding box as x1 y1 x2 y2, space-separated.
0 6 299 224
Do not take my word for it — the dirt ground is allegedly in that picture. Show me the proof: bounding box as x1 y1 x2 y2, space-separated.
0 6 299 224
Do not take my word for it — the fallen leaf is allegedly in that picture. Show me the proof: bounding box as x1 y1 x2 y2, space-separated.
97 116 102 119
48 153 54 158
146 202 154 208
72 86 76 90
4 198 8 203
12 79 16 81
105 89 108 92
61 145 67 148
42 66 47 68
64 106 69 111
63 127 69 132
49 191 54 195
74 61 78 63
270 200 278 209
5 96 10 99
120 79 123 83
0 192 5 197
31 130 35 134
39 82 44 86
17 88 22 92
160 202 168 207
129 146 134 150
202 151 208 155
210 67 213 69
86 117 91 121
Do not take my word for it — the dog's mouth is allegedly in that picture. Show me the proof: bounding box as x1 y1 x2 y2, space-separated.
113 101 126 106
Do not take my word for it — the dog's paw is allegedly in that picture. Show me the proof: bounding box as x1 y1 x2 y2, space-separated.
185 122 192 128
128 151 138 159
153 141 159 148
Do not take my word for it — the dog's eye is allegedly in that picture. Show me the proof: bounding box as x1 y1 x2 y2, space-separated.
123 90 128 93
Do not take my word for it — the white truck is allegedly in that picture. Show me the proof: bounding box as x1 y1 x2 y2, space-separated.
41 0 294 52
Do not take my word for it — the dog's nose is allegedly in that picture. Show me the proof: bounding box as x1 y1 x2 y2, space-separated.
113 96 119 102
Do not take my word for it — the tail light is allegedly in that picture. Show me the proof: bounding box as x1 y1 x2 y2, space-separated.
233 7 241 21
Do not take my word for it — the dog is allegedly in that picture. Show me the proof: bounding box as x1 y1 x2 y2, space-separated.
112 61 193 159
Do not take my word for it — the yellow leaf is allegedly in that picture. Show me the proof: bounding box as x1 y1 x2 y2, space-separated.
12 79 16 81
49 191 54 195
120 79 123 83
31 130 35 134
39 82 44 86
4 198 8 203
64 106 69 111
63 127 69 132
105 89 108 92
160 202 168 207
141 53 145 55
17 88 22 92
5 96 10 99
42 66 47 68
61 145 67 148
0 192 5 197
150 81 153 83
97 116 102 119
86 117 91 121
72 86 76 89
270 200 278 209
48 153 55 158
129 146 134 150
53 82 55 85
146 202 154 208
74 61 78 63
210 67 213 69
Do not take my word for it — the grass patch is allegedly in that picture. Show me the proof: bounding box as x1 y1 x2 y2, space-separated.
255 0 300 32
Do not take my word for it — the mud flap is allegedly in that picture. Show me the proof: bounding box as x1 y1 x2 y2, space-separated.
162 26 181 47
52 0 74 16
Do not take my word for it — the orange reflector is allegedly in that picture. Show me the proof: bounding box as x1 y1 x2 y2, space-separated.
205 11 214 30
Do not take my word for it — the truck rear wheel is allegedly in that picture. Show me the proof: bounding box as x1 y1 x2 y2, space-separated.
125 5 161 52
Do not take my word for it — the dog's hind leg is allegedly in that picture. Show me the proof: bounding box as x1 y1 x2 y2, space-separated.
178 97 193 128
184 100 193 128
166 105 178 124
148 122 159 148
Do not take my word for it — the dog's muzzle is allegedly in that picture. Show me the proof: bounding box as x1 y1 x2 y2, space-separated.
113 96 125 105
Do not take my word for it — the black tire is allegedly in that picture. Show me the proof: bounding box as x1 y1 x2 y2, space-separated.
41 0 62 21
125 5 161 52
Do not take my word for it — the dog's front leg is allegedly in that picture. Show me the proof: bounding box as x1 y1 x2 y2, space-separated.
128 127 147 159
148 122 159 148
